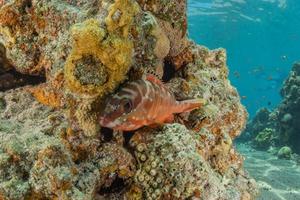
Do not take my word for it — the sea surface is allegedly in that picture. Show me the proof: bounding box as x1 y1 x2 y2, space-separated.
187 0 300 117
188 1 300 199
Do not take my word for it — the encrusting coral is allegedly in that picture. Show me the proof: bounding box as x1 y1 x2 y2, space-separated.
0 0 258 199
0 88 136 200
133 125 207 199
131 124 249 200
65 0 139 96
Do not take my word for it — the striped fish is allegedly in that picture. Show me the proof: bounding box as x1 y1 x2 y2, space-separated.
99 75 205 131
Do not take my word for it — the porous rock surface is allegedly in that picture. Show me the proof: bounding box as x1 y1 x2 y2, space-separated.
0 0 257 199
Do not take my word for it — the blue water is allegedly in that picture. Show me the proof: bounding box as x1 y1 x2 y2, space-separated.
188 0 300 117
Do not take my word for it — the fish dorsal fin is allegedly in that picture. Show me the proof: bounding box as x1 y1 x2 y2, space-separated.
142 67 165 86
144 66 161 76
145 74 164 86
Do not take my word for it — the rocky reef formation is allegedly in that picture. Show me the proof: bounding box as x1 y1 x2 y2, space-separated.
0 43 45 91
0 0 257 199
242 62 300 157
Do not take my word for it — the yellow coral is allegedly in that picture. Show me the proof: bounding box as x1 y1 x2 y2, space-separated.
75 99 100 137
126 185 143 200
65 19 131 95
0 26 15 45
105 0 140 37
151 18 170 59
65 0 140 96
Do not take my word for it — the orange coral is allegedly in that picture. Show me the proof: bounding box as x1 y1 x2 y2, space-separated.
31 146 75 198
0 5 19 27
0 1 49 74
28 85 62 108
171 46 195 70
193 106 247 138
28 73 64 108
60 127 97 162
102 143 136 179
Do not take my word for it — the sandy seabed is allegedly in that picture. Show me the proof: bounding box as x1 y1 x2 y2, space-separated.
237 144 300 200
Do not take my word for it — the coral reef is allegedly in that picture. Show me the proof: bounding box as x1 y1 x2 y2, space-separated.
0 0 258 199
131 124 256 200
253 128 275 150
0 43 45 91
277 146 292 159
0 89 136 199
243 62 300 155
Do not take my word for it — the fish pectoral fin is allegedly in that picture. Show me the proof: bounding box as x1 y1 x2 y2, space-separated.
148 124 160 128
178 112 190 121
147 115 174 128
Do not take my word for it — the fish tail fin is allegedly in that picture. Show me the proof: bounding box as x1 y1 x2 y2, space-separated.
176 98 206 113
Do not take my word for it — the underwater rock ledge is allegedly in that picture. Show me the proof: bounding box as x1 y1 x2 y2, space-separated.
0 0 257 199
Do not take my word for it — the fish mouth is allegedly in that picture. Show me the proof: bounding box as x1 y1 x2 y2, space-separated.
99 116 108 127
99 116 115 128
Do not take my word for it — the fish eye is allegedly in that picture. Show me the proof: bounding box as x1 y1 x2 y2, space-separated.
112 105 119 111
122 99 133 113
